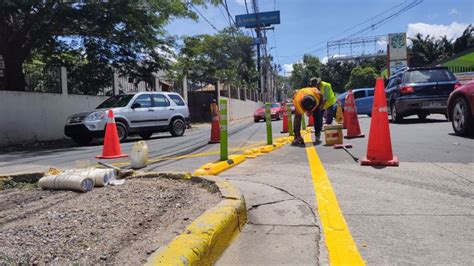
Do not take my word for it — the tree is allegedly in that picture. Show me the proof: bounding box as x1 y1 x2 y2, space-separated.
175 27 258 90
453 24 474 54
0 0 220 91
408 24 473 67
288 54 322 91
409 33 441 67
320 60 355 93
345 66 377 90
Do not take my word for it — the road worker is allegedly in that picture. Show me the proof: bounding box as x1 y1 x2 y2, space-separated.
291 78 323 145
314 77 337 125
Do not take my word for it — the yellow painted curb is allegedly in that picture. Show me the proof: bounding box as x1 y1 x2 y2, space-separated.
193 154 246 176
259 145 275 153
243 149 257 159
146 175 246 266
251 148 263 156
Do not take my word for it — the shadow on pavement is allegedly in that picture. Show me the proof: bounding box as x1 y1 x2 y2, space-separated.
448 133 474 140
390 118 448 125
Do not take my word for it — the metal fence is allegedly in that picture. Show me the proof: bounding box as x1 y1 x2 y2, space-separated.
23 63 61 93
67 67 114 96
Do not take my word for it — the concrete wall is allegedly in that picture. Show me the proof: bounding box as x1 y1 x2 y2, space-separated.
221 97 263 121
0 92 262 147
0 91 107 146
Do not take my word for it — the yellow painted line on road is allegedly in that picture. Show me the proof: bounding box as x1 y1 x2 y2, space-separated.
303 132 365 265
105 141 267 168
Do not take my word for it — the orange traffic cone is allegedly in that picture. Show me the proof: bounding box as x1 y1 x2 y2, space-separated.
344 90 365 139
361 78 399 166
281 104 288 133
209 102 220 144
96 110 128 159
308 114 314 127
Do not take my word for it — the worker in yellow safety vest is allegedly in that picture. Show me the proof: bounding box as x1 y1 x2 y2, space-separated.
291 78 323 145
314 78 337 125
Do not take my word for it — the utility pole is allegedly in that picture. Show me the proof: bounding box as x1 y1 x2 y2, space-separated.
252 0 263 100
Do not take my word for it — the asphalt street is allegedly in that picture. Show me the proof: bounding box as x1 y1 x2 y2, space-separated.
1 114 473 264
0 120 283 175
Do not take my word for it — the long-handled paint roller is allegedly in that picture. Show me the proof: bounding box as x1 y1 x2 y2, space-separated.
334 144 359 162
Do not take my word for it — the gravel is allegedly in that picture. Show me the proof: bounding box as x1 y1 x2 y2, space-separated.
0 176 220 265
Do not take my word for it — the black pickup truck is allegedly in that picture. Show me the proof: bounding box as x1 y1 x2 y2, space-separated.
385 67 460 123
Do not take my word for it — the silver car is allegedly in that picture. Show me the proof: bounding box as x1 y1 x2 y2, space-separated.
65 92 189 145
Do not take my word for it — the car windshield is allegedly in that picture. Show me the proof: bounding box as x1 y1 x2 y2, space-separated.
404 69 456 83
96 95 134 109
271 103 280 108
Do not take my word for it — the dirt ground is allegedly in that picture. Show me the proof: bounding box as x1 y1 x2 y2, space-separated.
0 176 221 265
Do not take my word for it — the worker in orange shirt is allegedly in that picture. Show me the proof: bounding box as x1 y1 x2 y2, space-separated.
291 77 323 146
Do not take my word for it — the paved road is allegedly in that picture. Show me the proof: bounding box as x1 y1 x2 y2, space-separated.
2 113 473 264
317 114 474 265
0 120 286 175
216 114 473 265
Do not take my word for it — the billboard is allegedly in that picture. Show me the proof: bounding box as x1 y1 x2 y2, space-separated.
235 11 280 28
388 33 408 76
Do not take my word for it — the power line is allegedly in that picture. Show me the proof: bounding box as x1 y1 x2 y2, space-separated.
188 2 219 32
223 0 236 25
217 5 232 27
282 0 423 62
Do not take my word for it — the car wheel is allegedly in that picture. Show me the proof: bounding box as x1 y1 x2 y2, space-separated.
277 112 282 120
170 118 186 137
418 113 428 121
72 136 93 146
390 101 403 123
116 122 128 142
139 132 153 140
254 118 260 123
451 97 472 136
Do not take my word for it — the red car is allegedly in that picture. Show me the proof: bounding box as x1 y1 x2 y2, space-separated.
447 80 474 136
254 103 285 122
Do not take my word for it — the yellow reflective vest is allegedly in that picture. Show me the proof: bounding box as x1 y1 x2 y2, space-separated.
320 81 336 109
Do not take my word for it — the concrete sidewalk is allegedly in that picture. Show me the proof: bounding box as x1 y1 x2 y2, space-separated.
216 144 324 265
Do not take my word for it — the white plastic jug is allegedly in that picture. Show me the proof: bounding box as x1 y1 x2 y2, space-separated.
131 141 149 169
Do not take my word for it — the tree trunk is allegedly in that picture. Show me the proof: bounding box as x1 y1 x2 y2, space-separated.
3 52 26 91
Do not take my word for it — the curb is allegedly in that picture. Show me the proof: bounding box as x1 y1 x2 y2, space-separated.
193 136 294 176
193 154 246 176
145 174 246 266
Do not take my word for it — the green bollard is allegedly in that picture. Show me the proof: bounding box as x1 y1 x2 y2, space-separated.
301 113 306 129
220 99 228 161
287 104 294 136
265 102 273 145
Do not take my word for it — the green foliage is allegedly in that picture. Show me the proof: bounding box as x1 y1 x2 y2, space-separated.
175 27 258 90
409 24 473 67
289 55 322 91
345 67 377 90
0 0 220 91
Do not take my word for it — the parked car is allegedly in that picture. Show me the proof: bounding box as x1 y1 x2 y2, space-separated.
254 103 284 122
447 80 474 136
333 88 374 116
65 92 190 145
385 66 460 123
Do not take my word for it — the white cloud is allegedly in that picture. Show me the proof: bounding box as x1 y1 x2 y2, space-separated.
322 54 346 64
407 22 469 41
282 64 293 76
234 0 246 6
449 9 459 15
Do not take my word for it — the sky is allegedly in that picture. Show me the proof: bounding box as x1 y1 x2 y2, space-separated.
165 0 474 75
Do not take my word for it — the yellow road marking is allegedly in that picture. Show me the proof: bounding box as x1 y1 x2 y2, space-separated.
303 132 365 265
105 141 267 168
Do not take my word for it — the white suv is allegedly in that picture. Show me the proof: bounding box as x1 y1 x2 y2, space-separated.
65 92 189 145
